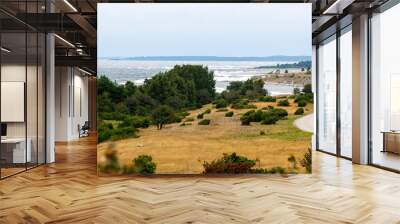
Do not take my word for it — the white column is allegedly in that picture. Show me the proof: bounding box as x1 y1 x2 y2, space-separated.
312 45 317 150
46 33 55 163
352 14 369 164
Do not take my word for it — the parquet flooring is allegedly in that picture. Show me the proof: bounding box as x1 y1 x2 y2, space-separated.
1 135 400 223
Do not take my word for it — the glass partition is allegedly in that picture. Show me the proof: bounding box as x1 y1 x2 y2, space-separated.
0 2 46 179
1 31 28 177
27 31 38 169
317 36 337 154
370 4 400 171
339 28 352 158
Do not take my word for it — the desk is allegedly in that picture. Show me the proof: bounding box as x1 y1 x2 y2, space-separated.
1 138 31 164
382 131 400 154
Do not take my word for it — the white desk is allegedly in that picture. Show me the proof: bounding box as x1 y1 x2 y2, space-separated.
1 138 31 163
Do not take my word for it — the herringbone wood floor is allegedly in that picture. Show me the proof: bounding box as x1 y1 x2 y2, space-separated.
1 136 400 224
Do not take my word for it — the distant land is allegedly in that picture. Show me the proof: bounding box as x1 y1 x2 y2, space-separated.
100 55 311 62
255 61 311 69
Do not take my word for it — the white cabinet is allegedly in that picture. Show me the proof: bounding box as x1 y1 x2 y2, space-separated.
1 138 32 163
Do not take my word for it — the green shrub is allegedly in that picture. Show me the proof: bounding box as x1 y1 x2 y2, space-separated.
98 147 120 174
260 131 265 135
268 167 286 174
217 108 229 112
241 116 251 125
197 113 204 119
98 112 127 121
198 119 211 125
118 116 150 129
277 99 290 106
250 167 286 174
213 99 227 109
203 153 287 174
98 122 138 143
185 117 194 122
270 108 288 118
98 130 111 143
297 100 307 107
180 122 192 126
203 153 256 174
98 123 113 143
302 83 312 94
225 111 234 117
110 126 137 141
244 110 265 122
294 108 304 115
243 109 256 116
204 109 211 114
293 87 301 95
295 93 313 103
261 114 279 125
241 109 282 125
133 155 156 174
288 155 297 170
179 111 190 118
259 96 276 102
231 100 257 109
300 148 312 173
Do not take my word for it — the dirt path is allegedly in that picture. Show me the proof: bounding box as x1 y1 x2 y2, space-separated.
294 113 314 133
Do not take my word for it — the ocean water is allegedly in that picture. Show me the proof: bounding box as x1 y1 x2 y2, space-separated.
98 59 302 96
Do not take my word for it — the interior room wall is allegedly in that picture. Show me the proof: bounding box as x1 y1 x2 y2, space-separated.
55 66 89 141
1 64 29 138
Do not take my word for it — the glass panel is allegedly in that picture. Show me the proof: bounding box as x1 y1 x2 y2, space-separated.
371 4 400 171
340 29 352 158
26 0 39 169
38 32 45 165
1 31 27 177
318 36 337 154
27 31 38 169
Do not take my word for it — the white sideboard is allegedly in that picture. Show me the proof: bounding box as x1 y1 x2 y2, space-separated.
1 138 32 163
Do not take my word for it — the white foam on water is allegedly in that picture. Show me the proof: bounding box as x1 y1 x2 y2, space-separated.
98 59 302 93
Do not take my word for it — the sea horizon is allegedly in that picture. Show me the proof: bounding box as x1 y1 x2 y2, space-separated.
98 58 307 96
98 55 311 62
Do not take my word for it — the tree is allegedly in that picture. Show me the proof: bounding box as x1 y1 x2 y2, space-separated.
302 83 312 94
151 105 177 130
293 87 300 95
124 81 137 96
227 81 243 92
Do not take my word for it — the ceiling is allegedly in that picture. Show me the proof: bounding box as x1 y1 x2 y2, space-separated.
0 0 392 74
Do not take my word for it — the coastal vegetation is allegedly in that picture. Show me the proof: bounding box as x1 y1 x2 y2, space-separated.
98 64 313 174
255 60 311 71
97 65 216 142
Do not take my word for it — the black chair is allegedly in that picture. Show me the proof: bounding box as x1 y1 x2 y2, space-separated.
79 121 90 138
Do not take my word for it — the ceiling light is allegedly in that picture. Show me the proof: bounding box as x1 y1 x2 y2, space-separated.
1 47 11 53
54 34 75 48
78 67 92 76
63 0 78 12
323 0 355 15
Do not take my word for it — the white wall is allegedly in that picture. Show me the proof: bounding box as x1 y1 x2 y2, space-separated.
312 45 317 150
55 67 89 141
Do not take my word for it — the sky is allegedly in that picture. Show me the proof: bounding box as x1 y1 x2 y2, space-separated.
98 3 311 58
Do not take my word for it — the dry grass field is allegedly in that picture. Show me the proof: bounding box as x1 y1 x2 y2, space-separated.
98 99 313 174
